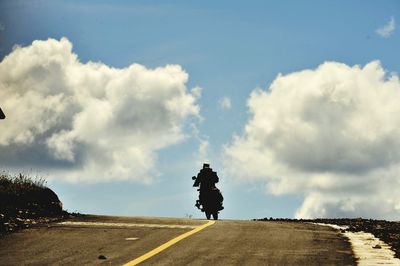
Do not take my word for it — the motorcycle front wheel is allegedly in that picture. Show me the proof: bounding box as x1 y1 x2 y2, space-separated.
205 211 211 220
212 212 218 220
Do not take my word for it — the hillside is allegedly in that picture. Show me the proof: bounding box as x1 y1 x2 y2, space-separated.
0 172 66 235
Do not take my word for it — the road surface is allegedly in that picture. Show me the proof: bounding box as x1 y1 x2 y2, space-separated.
0 215 355 265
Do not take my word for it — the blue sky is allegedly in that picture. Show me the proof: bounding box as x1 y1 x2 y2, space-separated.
1 1 400 219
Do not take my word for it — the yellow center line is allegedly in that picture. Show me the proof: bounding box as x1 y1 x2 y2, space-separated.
123 220 215 266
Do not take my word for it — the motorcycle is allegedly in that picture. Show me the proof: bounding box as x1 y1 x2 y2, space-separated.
192 175 224 220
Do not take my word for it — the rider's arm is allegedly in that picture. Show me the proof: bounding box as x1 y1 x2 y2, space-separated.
213 171 219 183
193 172 201 187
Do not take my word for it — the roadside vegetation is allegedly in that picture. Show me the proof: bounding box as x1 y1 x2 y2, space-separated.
0 172 66 236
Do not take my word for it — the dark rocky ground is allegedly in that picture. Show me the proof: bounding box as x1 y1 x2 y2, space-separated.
0 212 68 236
255 217 400 259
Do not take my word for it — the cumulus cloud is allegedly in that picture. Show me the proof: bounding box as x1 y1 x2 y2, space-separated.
0 38 200 183
376 16 396 38
223 61 400 219
219 96 232 110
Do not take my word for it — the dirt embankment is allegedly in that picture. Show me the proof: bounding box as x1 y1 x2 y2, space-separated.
0 173 67 236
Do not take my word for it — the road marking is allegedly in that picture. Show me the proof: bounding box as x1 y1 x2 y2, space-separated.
58 221 197 229
123 220 215 266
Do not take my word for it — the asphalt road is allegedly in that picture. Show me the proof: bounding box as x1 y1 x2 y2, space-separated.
0 215 356 265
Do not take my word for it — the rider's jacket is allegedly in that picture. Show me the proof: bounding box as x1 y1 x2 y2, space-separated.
193 167 219 191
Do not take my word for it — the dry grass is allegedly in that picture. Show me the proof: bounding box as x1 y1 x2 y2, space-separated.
0 171 47 194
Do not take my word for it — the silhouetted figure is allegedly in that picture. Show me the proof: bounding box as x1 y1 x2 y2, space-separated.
193 163 219 190
0 107 5 119
192 163 224 220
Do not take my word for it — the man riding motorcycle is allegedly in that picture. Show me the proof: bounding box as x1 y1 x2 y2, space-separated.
192 163 224 220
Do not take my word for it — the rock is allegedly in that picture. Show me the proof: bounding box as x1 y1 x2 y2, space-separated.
98 255 107 260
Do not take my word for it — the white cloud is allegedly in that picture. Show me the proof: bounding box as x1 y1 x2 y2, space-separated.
223 61 400 219
190 123 210 166
0 38 200 183
219 96 232 110
376 16 395 38
198 139 210 164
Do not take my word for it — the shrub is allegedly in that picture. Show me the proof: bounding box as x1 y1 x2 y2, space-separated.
0 172 62 217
